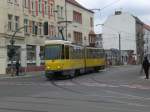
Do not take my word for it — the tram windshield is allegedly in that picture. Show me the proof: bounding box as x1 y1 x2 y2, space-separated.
45 45 63 60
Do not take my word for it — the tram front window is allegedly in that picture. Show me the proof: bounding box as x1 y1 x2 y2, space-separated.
45 45 63 60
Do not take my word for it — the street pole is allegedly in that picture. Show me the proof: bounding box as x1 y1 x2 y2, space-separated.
10 29 18 76
119 33 121 65
65 0 67 40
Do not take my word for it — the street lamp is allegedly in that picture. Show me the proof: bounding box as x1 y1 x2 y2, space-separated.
65 0 67 40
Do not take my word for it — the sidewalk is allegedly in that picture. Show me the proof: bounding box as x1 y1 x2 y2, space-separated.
0 71 44 79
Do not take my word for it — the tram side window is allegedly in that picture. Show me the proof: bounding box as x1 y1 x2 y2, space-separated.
61 45 65 59
97 49 100 58
65 45 69 59
69 46 74 59
69 47 83 59
96 49 100 58
94 49 98 58
86 49 89 58
99 49 104 58
78 48 83 59
101 50 105 58
73 48 78 59
77 49 81 59
87 49 91 58
80 48 83 58
91 49 93 58
98 49 102 58
93 49 96 58
90 49 95 58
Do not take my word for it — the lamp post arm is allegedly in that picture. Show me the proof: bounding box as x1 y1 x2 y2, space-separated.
12 26 26 40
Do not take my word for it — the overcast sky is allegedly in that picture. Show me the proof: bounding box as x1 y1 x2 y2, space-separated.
77 0 150 33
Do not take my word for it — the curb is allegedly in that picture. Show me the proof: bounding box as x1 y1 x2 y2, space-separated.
0 72 44 79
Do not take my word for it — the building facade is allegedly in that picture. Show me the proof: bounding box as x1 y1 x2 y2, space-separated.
102 11 145 64
0 0 56 74
66 0 95 46
95 34 103 48
0 0 95 74
144 24 150 59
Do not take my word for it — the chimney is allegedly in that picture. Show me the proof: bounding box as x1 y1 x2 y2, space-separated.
115 11 122 15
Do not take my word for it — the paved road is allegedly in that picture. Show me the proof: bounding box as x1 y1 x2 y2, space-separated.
0 65 150 112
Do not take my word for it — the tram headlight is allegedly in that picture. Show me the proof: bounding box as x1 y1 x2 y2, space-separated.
57 66 61 69
46 66 50 70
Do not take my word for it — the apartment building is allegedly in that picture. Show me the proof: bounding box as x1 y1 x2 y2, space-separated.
144 24 150 59
0 0 95 74
102 11 145 64
0 0 56 74
65 0 95 46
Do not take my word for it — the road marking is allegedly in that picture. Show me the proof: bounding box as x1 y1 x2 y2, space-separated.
0 79 150 91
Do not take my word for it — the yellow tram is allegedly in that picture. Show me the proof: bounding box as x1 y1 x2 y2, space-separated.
45 40 105 79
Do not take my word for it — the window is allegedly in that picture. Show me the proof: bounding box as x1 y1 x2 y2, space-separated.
8 14 13 31
69 46 83 59
40 46 45 63
90 17 93 27
39 0 42 13
32 21 35 34
23 0 29 8
32 21 38 35
61 7 63 17
7 45 20 61
8 0 13 4
24 18 29 34
45 45 63 60
57 5 60 17
57 5 63 18
38 22 43 35
14 0 19 6
31 0 35 16
45 1 48 15
15 16 19 31
27 45 36 62
50 3 54 16
49 25 55 37
73 11 82 24
74 31 82 44
65 45 69 59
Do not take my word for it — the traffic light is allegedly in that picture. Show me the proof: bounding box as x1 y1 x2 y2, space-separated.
7 47 16 59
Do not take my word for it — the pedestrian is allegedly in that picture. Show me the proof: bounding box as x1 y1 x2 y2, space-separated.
15 60 20 76
142 56 150 79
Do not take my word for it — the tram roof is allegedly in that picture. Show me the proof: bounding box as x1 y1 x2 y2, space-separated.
86 46 104 50
45 40 72 45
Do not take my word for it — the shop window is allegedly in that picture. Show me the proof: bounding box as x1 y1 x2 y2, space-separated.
27 45 36 62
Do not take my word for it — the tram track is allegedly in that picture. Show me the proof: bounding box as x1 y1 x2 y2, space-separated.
50 79 86 95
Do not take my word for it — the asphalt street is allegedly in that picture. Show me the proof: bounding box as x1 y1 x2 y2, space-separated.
0 65 150 112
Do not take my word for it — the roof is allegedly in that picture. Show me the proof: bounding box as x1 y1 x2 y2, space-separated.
45 40 84 48
86 46 104 50
132 15 144 25
89 30 96 35
144 24 150 31
66 0 94 13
